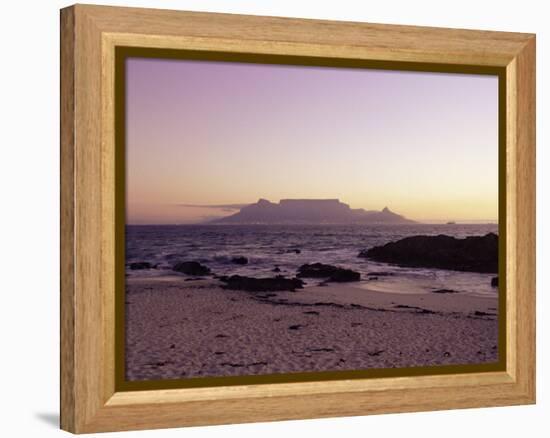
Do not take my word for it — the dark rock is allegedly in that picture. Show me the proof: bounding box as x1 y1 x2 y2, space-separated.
394 304 420 310
288 324 304 330
366 271 394 277
491 276 498 287
219 362 244 368
286 248 301 254
172 261 211 276
231 256 248 265
393 304 435 314
360 233 498 273
128 262 153 270
297 263 361 282
257 293 278 299
473 310 496 317
432 288 459 294
220 361 267 368
272 266 281 272
330 270 361 282
220 275 304 292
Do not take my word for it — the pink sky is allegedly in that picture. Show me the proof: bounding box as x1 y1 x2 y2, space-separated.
126 57 498 224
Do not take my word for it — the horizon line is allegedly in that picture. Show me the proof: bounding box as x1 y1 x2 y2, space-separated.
126 220 498 226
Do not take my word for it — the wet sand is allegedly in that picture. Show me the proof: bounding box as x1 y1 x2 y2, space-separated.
125 277 499 381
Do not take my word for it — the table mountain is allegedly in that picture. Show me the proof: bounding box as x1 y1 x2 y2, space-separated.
210 199 415 224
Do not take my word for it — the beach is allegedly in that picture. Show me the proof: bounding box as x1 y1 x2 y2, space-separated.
122 56 501 384
125 276 499 381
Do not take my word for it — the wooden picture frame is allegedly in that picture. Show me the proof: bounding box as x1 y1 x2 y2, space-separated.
60 4 536 434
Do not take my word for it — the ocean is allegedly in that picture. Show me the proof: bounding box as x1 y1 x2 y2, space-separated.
126 223 499 298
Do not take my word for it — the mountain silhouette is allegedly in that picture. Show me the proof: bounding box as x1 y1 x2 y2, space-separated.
210 199 415 224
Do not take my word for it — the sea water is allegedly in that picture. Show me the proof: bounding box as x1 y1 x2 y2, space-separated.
126 223 499 298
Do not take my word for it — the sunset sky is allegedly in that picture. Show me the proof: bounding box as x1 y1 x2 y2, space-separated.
126 57 499 224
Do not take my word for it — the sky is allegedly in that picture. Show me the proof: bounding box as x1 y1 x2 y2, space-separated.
126 57 499 224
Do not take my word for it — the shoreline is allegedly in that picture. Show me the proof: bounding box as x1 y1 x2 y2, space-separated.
125 277 499 381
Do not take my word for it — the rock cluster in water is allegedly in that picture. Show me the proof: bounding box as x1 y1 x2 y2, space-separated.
219 275 304 292
172 261 211 276
297 263 361 282
230 256 248 265
359 233 498 273
159 233 497 292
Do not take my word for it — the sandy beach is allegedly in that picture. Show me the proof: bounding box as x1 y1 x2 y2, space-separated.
125 276 498 381
122 56 501 384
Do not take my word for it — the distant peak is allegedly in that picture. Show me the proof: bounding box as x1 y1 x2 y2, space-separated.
210 198 415 224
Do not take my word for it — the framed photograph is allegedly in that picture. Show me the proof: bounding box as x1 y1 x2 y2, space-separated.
60 4 536 433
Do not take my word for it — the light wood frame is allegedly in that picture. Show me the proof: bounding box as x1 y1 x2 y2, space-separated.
60 4 536 434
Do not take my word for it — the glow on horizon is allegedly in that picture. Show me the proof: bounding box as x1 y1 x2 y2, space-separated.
126 58 498 225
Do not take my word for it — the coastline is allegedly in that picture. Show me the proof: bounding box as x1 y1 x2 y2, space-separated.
125 277 498 381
